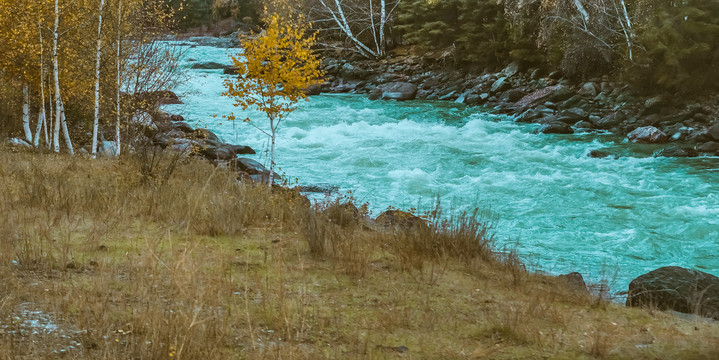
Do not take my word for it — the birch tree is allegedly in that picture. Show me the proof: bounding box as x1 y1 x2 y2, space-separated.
223 14 324 185
312 0 401 58
91 0 106 157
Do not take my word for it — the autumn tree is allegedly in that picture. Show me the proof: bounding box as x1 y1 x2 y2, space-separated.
223 14 323 185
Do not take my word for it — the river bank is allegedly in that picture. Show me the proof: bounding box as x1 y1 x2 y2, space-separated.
317 51 719 158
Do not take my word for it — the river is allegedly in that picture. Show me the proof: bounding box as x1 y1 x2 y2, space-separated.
163 41 719 293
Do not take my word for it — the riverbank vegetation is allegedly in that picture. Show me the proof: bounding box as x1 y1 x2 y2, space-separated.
1 149 718 358
172 0 719 96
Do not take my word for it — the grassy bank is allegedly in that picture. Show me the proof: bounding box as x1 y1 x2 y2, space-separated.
0 148 717 359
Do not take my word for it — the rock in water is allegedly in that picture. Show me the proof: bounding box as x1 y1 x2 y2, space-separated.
626 266 719 320
538 122 574 134
627 126 668 144
381 82 418 101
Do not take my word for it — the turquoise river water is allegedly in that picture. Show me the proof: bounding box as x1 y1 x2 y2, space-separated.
164 43 719 293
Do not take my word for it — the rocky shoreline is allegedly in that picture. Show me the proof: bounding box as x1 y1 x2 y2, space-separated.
318 56 719 157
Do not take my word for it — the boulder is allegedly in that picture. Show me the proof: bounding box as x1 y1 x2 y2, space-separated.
696 141 719 154
577 82 598 97
626 266 719 320
654 147 699 158
199 143 236 161
643 95 665 114
324 202 362 227
538 122 574 134
490 77 510 94
516 86 560 110
229 144 255 155
381 82 418 101
549 85 574 102
173 121 195 133
501 61 522 77
230 157 269 176
500 89 526 103
375 210 427 229
192 128 220 142
593 112 626 129
340 63 371 80
557 272 588 293
709 123 719 141
627 126 668 144
555 108 588 124
170 114 185 122
574 120 595 130
588 150 611 159
303 84 322 96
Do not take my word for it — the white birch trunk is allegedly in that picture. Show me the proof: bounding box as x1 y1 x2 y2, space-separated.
269 124 276 187
60 98 74 156
319 0 379 58
573 0 590 23
92 0 106 158
52 0 61 153
22 83 33 144
618 0 633 61
379 0 386 57
115 0 122 156
35 22 47 148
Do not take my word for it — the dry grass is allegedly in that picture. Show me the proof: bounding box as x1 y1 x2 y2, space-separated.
0 147 718 359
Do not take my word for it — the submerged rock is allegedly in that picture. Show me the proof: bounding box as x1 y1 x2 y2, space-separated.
537 122 574 134
627 266 719 320
654 147 699 158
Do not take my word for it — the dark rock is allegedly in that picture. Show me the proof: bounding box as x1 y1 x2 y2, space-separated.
381 82 418 101
193 128 220 142
490 77 510 93
229 144 255 155
223 67 238 75
464 94 481 106
515 109 543 123
501 61 522 77
574 120 595 130
537 122 574 134
697 141 719 154
199 143 236 160
230 158 269 176
557 272 588 293
500 89 526 102
556 108 588 124
588 150 611 158
655 147 699 158
170 114 185 122
303 84 322 96
324 202 362 227
340 63 371 80
626 266 719 320
627 126 668 144
577 82 598 97
709 123 719 141
368 88 382 101
297 183 339 193
643 95 665 114
421 78 440 90
515 86 560 110
549 85 574 102
173 121 195 133
136 90 183 105
375 210 427 229
593 112 626 129
191 62 227 70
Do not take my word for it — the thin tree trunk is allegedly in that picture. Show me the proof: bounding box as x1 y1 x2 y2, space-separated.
269 119 277 188
22 83 32 144
573 0 590 23
60 98 74 155
115 0 122 156
92 0 106 158
53 0 61 153
35 22 47 148
379 0 386 57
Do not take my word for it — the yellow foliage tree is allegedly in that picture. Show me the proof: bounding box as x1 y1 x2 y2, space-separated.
223 14 323 185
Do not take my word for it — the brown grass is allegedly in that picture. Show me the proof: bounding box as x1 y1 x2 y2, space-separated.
0 147 718 359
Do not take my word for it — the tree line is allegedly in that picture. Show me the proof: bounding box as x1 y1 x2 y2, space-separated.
173 0 719 95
